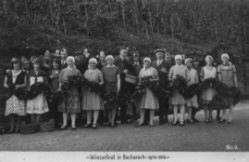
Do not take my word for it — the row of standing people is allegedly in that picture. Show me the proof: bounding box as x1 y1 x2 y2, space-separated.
2 47 238 133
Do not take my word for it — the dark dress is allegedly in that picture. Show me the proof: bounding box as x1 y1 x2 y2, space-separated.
102 66 119 110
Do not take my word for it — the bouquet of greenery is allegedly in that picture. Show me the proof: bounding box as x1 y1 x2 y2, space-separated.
28 82 51 99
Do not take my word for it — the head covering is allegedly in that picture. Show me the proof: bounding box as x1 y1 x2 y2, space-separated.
175 55 182 60
205 55 213 62
106 55 114 61
185 58 193 65
66 56 75 64
221 53 230 60
143 57 151 63
32 58 41 65
153 48 166 54
89 58 97 64
11 57 18 63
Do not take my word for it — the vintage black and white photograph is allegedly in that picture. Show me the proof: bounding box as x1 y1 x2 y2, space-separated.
0 0 249 161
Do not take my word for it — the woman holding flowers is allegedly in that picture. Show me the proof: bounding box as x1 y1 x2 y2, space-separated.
217 53 238 123
168 55 188 126
136 57 159 127
82 58 104 128
200 55 217 123
4 58 27 133
26 58 49 124
102 55 121 127
58 56 81 130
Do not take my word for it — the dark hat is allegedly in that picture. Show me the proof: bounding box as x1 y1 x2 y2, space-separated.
153 48 166 54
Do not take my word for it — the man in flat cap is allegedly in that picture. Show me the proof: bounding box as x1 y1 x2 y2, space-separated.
152 48 170 124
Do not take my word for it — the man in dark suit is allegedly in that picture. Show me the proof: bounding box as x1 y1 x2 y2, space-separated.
129 51 143 121
96 50 107 70
75 48 92 74
60 48 68 69
114 47 132 124
152 48 170 124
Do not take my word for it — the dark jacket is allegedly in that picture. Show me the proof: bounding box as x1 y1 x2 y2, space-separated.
152 59 169 89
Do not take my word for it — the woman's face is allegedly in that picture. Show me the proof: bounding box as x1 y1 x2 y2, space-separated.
13 62 20 70
67 59 74 67
222 57 229 64
106 58 114 65
175 59 182 65
194 61 199 67
53 62 59 70
206 59 212 65
89 61 96 69
144 61 150 68
33 63 40 70
186 61 192 68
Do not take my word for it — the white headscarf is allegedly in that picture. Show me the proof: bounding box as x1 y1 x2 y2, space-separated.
205 55 213 62
106 55 114 61
185 58 192 65
66 56 76 68
88 58 97 70
89 58 97 64
174 55 182 60
143 57 151 70
221 53 230 61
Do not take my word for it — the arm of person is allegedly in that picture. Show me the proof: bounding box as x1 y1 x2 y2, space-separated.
99 70 104 85
217 65 222 81
150 68 159 82
117 74 121 93
3 76 8 88
233 65 238 88
200 67 204 81
168 66 173 81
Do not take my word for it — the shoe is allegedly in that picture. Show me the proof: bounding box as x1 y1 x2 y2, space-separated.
227 120 233 124
186 119 194 124
92 124 97 129
110 123 116 128
149 123 154 127
219 119 226 123
60 125 67 130
71 126 77 130
180 121 185 126
135 122 144 127
84 123 92 128
172 121 177 126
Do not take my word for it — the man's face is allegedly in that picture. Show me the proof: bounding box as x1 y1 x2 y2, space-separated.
156 52 164 60
120 49 127 58
165 52 171 60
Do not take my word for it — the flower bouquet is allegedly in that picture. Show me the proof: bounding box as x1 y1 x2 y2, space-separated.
185 83 200 99
14 87 29 100
169 75 187 97
82 77 103 96
102 89 118 103
28 82 51 99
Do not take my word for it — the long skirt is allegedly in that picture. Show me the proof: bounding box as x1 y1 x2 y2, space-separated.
170 90 186 105
82 88 103 111
27 94 49 114
5 95 26 116
58 87 81 114
137 88 159 110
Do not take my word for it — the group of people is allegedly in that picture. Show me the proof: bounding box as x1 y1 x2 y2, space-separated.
2 46 238 133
